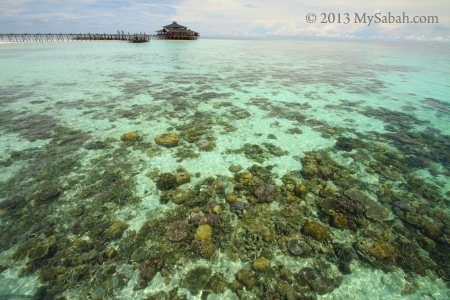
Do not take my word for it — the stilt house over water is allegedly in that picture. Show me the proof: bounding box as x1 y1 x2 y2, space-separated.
156 21 199 40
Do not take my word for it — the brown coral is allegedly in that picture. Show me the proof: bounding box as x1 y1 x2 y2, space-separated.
156 173 177 190
294 183 307 198
105 221 128 239
418 220 441 240
175 171 191 185
121 132 140 142
302 222 329 241
167 220 189 242
369 240 396 260
236 268 255 289
329 211 348 229
252 257 271 272
155 132 180 147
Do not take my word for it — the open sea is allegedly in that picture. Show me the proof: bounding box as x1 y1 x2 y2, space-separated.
0 39 449 299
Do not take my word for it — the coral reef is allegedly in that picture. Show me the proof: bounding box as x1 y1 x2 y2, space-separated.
194 224 213 241
302 222 330 241
175 171 191 185
105 221 128 239
253 183 275 203
252 257 271 272
329 211 348 229
156 173 177 191
194 224 215 257
155 132 180 147
136 259 165 289
1 78 449 300
236 268 256 289
205 272 227 293
167 220 189 242
369 240 396 261
286 238 312 257
297 266 343 295
121 132 140 142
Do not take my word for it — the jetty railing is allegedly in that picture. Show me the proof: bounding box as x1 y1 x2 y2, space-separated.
0 33 153 43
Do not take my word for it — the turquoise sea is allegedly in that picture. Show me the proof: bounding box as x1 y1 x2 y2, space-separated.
0 39 449 299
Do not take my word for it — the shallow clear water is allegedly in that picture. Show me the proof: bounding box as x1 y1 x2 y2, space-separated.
0 40 449 299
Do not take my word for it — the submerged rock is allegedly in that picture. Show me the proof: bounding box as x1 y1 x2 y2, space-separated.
418 220 441 240
344 188 393 221
29 187 63 205
297 267 343 295
155 132 180 147
365 201 393 222
28 243 50 261
309 275 343 295
181 266 212 294
136 259 165 289
344 188 372 203
131 248 150 262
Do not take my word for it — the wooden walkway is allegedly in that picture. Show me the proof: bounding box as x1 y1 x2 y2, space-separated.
0 33 153 43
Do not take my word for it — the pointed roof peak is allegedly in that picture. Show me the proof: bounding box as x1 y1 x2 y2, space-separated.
164 21 188 29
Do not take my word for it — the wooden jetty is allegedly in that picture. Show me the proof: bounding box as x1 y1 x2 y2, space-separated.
0 32 152 43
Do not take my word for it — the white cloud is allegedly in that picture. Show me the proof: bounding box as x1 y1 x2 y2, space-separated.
0 0 33 17
0 0 448 41
172 0 450 41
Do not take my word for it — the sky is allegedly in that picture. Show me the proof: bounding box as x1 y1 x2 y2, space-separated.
0 0 449 42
